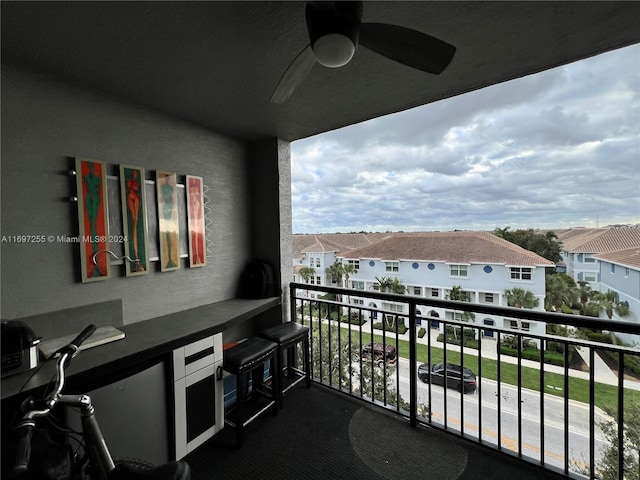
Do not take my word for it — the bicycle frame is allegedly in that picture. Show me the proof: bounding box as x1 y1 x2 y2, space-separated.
57 393 115 480
12 325 116 480
11 325 191 480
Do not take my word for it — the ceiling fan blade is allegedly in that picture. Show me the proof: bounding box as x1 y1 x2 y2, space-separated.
359 23 456 74
270 44 316 104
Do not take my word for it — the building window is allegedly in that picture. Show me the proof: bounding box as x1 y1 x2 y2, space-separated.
347 259 359 271
625 267 630 277
316 258 320 268
485 293 494 303
584 254 596 263
383 303 404 313
508 320 531 331
611 264 616 274
352 298 364 306
510 267 532 280
453 312 471 322
450 264 468 277
352 281 365 290
316 276 321 285
385 261 399 272
413 286 421 296
309 276 315 285
431 288 439 297
584 272 597 282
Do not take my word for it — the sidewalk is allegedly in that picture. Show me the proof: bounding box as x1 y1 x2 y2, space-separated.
309 315 640 391
411 326 640 391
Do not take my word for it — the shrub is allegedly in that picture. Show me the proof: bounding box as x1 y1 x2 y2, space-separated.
418 327 426 338
373 322 408 335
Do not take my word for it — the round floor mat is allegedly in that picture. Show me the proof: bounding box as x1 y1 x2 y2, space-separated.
349 406 468 480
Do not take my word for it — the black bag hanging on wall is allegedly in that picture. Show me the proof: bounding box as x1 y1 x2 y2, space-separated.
240 259 278 299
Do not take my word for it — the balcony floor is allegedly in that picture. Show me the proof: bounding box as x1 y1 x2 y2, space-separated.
185 383 569 479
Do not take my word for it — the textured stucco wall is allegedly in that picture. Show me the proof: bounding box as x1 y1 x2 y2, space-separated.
1 64 255 326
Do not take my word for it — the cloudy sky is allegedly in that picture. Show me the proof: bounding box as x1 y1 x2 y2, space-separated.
291 44 640 234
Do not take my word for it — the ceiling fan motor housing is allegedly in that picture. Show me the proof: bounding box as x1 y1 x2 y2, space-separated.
306 1 363 67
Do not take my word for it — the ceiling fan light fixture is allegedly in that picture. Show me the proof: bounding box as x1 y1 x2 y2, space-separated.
312 33 356 68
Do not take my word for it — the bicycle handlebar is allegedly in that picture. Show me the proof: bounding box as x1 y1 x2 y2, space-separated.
56 324 97 358
11 325 97 477
10 423 33 478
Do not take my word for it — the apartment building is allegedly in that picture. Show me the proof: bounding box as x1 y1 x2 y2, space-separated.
592 247 640 344
557 226 640 285
293 231 555 338
556 227 640 342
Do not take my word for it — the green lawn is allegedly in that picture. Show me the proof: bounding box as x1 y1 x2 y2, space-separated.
338 327 640 414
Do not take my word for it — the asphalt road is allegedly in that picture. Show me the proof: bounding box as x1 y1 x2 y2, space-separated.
388 358 609 473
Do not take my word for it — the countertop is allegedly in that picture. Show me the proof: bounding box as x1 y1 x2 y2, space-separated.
1 297 280 401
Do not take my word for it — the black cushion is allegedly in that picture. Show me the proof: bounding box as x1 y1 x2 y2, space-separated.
260 322 309 344
223 337 277 371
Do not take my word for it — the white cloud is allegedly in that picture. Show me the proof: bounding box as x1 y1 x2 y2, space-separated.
291 45 640 233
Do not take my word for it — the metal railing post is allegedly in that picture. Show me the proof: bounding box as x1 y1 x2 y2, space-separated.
409 301 417 427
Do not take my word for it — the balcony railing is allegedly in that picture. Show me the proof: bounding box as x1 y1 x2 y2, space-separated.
289 282 640 480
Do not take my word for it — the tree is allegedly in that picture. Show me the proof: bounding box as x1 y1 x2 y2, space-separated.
576 280 594 312
374 276 406 330
389 277 406 294
299 266 316 284
593 402 640 480
589 290 630 320
493 226 562 263
342 262 357 306
325 261 344 286
504 287 540 309
493 226 514 242
375 276 394 292
307 322 408 410
545 273 579 312
342 263 356 289
446 285 475 323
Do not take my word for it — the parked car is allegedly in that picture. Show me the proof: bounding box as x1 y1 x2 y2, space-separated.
418 362 477 393
358 343 397 365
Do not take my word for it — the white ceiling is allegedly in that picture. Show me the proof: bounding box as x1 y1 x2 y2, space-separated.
2 1 639 142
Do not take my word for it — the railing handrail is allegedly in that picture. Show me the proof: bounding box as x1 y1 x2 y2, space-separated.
290 281 639 480
290 281 640 336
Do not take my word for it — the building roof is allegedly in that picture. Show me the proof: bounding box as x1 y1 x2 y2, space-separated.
593 247 640 270
292 233 393 260
337 231 554 266
557 227 640 253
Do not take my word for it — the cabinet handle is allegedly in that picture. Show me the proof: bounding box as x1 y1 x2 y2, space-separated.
216 365 223 381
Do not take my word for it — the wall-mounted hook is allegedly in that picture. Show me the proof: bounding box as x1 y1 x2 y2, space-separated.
92 249 139 266
70 196 78 203
69 169 77 176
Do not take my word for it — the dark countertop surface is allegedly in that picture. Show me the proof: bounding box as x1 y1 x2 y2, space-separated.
1 297 280 401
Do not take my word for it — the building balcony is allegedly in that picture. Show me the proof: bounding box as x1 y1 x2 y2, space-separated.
188 282 640 479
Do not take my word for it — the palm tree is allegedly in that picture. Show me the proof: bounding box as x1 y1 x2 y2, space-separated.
576 280 594 313
325 261 344 286
342 262 357 306
374 276 406 330
389 277 406 294
342 263 356 289
298 266 316 284
446 285 475 324
504 287 540 333
589 290 630 320
504 287 540 309
493 226 513 241
375 276 394 292
545 273 579 312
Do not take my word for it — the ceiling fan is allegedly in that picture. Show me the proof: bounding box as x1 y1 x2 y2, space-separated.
270 1 456 104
